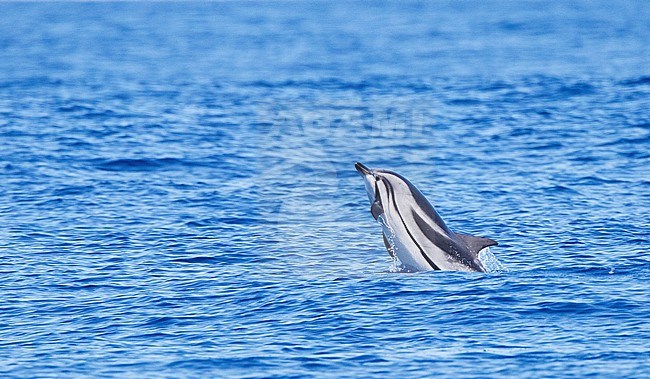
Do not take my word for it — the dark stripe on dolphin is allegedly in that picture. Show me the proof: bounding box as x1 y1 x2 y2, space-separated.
385 179 440 270
411 210 454 253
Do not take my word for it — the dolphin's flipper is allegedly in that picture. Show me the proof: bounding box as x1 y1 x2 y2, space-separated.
456 233 498 256
370 200 384 220
382 233 396 259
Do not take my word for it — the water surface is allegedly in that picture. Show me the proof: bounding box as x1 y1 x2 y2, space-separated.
1 1 649 378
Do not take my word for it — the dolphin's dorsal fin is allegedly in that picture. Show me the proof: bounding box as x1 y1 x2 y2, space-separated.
455 233 498 256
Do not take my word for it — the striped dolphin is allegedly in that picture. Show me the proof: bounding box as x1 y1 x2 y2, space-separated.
355 162 498 272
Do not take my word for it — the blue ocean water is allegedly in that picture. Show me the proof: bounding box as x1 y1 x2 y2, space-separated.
1 1 649 377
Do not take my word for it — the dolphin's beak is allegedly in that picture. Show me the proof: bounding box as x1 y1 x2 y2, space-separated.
355 162 372 176
355 162 376 205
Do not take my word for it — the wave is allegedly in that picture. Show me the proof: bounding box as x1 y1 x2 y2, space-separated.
95 158 192 172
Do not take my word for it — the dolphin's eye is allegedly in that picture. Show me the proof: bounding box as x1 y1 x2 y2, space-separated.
375 176 381 182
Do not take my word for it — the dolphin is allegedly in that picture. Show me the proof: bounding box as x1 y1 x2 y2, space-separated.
355 162 498 272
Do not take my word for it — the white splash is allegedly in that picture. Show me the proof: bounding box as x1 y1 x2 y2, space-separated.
377 214 403 272
479 247 508 273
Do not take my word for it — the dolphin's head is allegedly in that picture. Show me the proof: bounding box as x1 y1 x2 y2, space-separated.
355 162 416 220
354 162 428 219
356 160 415 194
354 162 378 204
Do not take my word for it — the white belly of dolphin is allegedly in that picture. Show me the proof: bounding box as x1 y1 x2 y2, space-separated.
378 214 431 271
